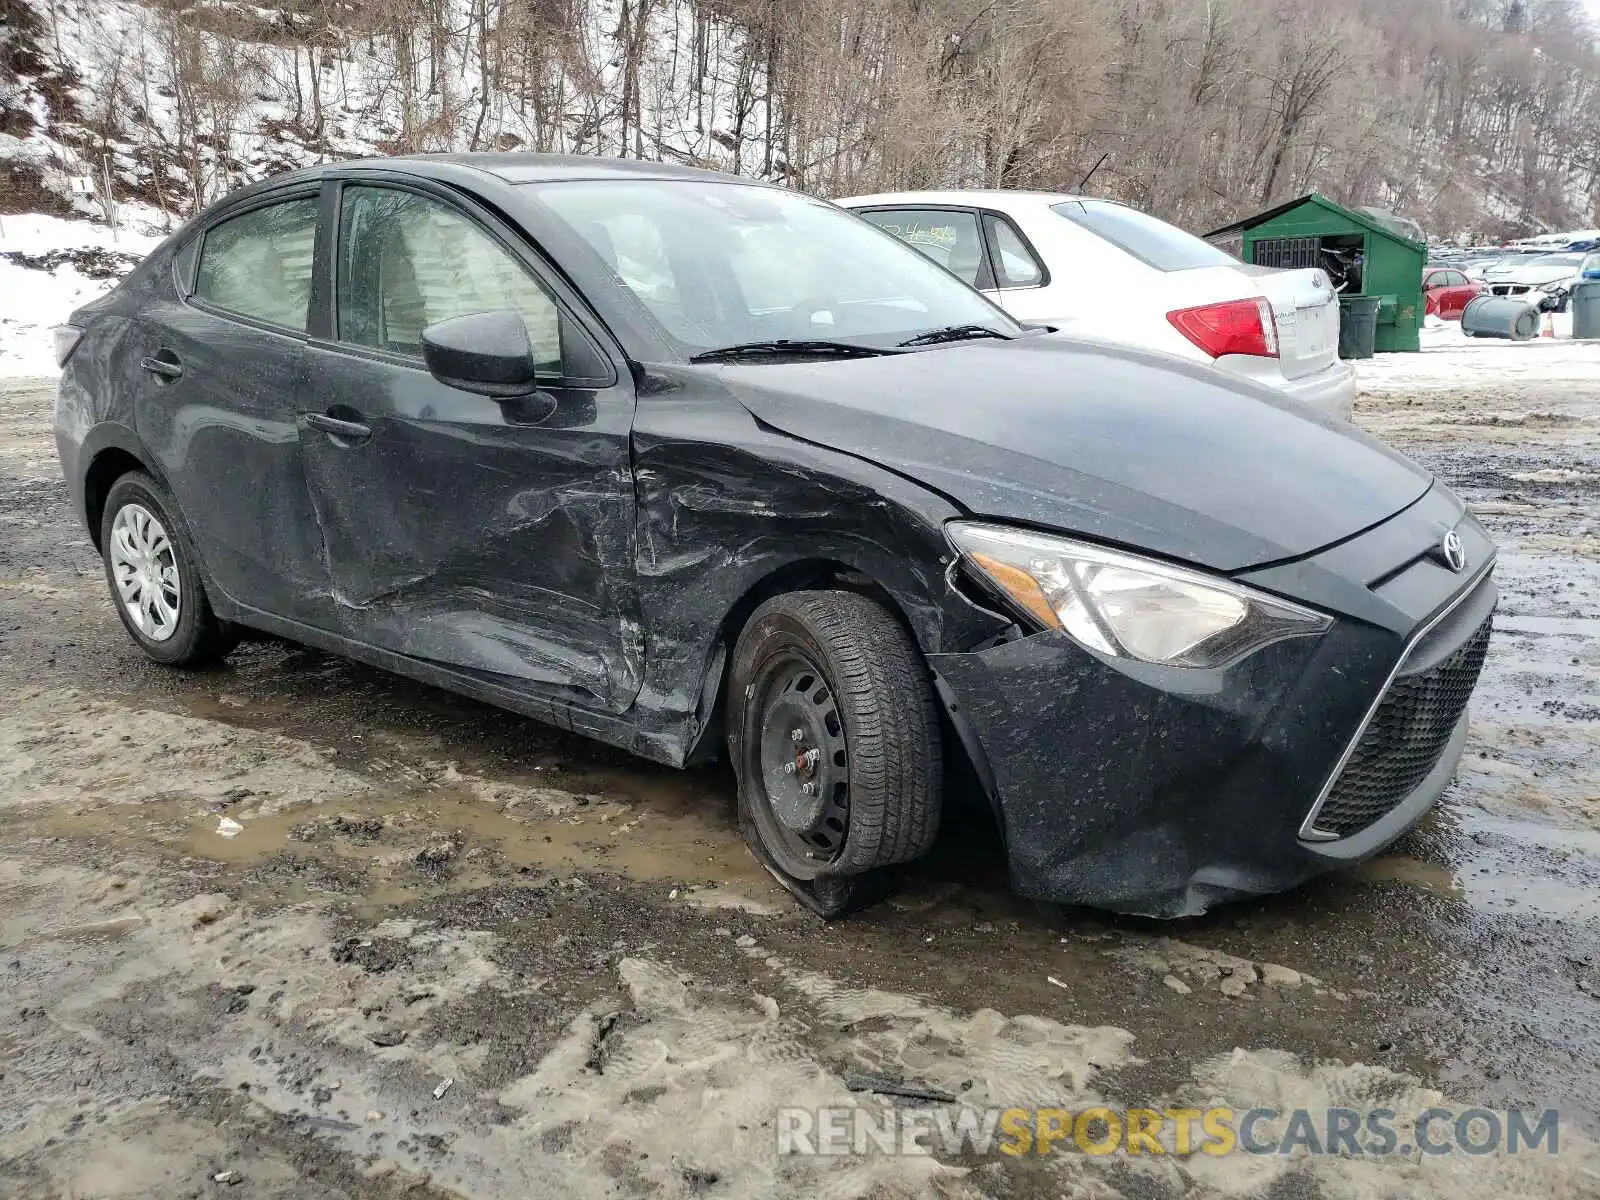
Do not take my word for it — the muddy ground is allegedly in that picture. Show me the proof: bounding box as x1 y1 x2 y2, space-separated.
1 361 1598 1198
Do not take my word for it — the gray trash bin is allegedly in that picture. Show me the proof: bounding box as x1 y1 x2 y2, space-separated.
1336 295 1381 358
1573 277 1600 340
1461 295 1541 340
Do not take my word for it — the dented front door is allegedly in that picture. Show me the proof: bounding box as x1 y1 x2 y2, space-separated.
295 181 643 713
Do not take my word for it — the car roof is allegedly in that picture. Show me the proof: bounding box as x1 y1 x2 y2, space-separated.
836 189 1090 209
203 153 760 212
380 152 746 185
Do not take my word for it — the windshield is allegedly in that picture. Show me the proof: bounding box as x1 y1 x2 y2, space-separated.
526 180 1021 356
1052 199 1237 271
1528 254 1582 267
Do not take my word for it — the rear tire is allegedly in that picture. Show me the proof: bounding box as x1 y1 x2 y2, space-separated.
728 590 942 917
100 472 237 667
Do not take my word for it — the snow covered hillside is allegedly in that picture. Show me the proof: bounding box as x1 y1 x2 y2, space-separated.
3 0 771 222
1 0 773 376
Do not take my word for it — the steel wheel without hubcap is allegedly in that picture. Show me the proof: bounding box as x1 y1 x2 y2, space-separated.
109 503 182 642
730 590 943 917
752 651 851 878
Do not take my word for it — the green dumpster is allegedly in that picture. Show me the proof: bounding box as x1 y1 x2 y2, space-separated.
1206 193 1426 353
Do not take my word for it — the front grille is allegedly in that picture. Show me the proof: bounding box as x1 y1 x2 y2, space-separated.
1311 615 1493 839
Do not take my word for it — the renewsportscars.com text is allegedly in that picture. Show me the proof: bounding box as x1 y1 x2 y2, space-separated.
776 1105 1561 1158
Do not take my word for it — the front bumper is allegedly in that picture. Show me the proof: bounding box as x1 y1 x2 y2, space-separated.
930 494 1496 918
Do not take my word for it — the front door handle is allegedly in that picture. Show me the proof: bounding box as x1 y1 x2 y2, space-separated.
305 411 372 443
140 354 183 380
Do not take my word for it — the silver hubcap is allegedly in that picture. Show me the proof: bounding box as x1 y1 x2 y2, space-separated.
109 503 181 642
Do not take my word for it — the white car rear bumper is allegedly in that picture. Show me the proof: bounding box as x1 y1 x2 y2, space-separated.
1216 356 1356 422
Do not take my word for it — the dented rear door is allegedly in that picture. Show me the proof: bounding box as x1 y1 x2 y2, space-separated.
295 178 643 713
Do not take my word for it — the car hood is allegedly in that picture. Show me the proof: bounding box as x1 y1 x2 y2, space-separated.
710 337 1431 573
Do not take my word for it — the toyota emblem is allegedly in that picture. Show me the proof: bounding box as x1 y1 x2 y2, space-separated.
1442 529 1467 573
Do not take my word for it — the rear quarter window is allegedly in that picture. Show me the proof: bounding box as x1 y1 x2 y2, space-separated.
1052 200 1237 272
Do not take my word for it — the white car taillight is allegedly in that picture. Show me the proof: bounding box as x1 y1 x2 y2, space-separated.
1166 297 1279 359
53 325 84 367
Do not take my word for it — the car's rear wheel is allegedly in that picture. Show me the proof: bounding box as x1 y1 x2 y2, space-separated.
728 590 942 917
100 472 236 667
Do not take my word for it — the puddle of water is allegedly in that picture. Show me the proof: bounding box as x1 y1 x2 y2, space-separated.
189 780 760 882
1354 855 1463 897
0 915 144 953
169 777 789 919
1357 804 1600 921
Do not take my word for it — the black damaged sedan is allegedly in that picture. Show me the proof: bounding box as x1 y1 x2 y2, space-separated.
54 155 1495 917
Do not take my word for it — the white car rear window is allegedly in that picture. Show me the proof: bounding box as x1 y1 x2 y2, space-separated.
1053 200 1237 272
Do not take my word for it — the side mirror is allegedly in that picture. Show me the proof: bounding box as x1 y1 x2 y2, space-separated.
421 310 543 398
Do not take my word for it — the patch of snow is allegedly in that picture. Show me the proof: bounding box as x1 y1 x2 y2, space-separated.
0 214 161 378
0 212 163 255
1355 318 1600 391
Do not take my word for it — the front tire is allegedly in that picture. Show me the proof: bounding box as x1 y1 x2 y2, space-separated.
728 590 942 917
100 472 236 667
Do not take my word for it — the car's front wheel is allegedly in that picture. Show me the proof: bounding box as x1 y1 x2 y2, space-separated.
100 471 236 667
728 590 942 917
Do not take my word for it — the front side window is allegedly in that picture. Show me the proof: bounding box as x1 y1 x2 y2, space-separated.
337 186 561 371
1053 199 1237 272
527 181 1016 355
856 208 987 288
983 214 1044 288
194 198 318 330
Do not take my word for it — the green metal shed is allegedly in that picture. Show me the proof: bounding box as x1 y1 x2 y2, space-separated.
1205 193 1427 353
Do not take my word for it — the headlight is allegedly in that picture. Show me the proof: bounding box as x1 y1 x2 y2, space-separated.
948 522 1330 668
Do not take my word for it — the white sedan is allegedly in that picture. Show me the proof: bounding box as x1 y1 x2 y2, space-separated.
1481 251 1600 298
837 190 1355 421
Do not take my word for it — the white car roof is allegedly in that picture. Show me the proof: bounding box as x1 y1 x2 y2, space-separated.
836 190 1093 210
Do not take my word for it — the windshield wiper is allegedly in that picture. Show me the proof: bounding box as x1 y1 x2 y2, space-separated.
689 339 894 363
897 324 1014 348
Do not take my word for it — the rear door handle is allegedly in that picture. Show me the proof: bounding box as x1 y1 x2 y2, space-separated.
140 354 183 380
305 412 372 442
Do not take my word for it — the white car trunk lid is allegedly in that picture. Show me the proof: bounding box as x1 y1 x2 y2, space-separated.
1248 267 1340 380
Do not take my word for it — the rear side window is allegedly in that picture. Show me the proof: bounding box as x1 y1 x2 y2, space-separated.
982 213 1045 288
336 186 561 371
1053 200 1236 272
857 208 988 288
194 199 318 330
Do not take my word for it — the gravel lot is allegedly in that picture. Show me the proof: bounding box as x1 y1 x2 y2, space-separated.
2 346 1598 1198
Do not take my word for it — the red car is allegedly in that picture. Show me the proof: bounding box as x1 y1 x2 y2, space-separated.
1423 267 1485 319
